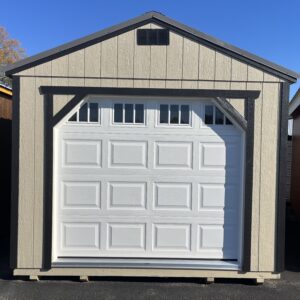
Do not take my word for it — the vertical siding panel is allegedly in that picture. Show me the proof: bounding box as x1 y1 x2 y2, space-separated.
259 83 280 271
34 64 52 268
231 59 247 85
52 56 69 85
248 66 263 82
263 72 280 82
101 36 118 87
133 24 151 88
150 24 166 88
229 98 245 117
229 92 245 117
117 31 134 87
16 67 35 76
247 82 263 271
18 74 36 267
51 55 70 115
68 50 85 86
166 32 183 88
198 45 215 89
230 61 247 116
84 44 101 87
182 38 199 89
53 95 75 116
214 52 231 89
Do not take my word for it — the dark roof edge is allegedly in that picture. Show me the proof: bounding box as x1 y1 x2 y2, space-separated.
289 88 300 116
290 87 300 103
4 11 299 82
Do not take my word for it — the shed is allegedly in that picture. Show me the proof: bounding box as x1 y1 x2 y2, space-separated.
289 88 300 217
0 84 12 119
0 84 12 238
4 12 299 281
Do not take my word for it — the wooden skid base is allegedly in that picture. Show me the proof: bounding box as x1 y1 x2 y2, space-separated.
14 268 280 281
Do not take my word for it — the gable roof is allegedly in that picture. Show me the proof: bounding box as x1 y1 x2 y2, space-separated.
4 11 299 82
289 88 300 116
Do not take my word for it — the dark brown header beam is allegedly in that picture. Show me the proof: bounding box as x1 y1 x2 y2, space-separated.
39 86 260 100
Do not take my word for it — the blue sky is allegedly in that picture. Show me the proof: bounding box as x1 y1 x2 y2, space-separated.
2 0 299 97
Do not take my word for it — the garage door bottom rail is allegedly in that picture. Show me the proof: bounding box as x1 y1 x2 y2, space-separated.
52 258 239 270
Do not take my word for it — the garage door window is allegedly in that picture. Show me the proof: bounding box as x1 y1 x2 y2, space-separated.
159 104 190 125
113 103 145 124
204 105 232 126
68 102 100 123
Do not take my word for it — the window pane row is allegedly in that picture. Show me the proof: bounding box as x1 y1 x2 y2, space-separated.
114 103 144 124
160 104 190 125
69 102 100 123
204 105 232 125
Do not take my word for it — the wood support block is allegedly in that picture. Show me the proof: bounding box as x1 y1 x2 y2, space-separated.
79 275 89 282
255 278 265 284
205 277 215 284
29 275 39 281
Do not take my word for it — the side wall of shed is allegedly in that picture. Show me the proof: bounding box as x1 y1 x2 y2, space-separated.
290 110 300 217
14 23 281 272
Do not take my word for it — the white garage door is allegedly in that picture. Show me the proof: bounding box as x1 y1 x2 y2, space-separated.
53 97 244 264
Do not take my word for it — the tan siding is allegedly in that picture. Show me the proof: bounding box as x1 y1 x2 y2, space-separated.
182 38 199 80
117 30 134 87
51 55 69 115
133 24 151 88
247 82 263 271
35 61 51 77
68 50 85 86
33 64 52 268
231 60 248 81
229 98 245 117
215 52 231 89
248 66 263 82
53 94 75 116
16 67 35 76
182 38 199 89
198 45 215 89
18 75 36 267
84 43 101 87
263 72 280 82
166 32 183 88
101 37 118 87
149 24 166 88
258 83 280 271
52 56 69 80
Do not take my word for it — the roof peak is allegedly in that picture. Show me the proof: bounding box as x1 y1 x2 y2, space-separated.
4 12 299 82
144 11 165 16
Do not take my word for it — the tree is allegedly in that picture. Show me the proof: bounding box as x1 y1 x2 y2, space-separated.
0 26 26 87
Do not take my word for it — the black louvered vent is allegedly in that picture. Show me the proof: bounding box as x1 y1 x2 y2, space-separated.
137 29 169 45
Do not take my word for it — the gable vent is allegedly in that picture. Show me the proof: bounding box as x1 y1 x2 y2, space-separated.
137 29 169 45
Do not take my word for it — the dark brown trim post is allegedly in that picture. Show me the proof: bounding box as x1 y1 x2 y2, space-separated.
242 98 255 271
42 94 53 270
10 76 20 268
275 82 290 272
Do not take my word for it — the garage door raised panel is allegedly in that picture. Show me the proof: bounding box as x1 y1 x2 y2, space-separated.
63 140 102 167
155 142 192 169
110 141 147 168
108 182 146 209
62 181 101 208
